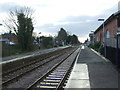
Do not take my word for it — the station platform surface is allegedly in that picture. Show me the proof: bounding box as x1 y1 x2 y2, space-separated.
65 46 119 89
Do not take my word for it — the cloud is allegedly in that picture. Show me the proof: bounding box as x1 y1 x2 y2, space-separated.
0 2 22 13
34 3 118 42
34 15 98 38
0 0 119 42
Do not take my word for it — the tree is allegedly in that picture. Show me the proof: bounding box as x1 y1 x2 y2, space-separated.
66 35 72 44
66 34 79 45
84 38 88 44
71 34 79 44
4 7 34 51
41 36 53 48
57 28 67 45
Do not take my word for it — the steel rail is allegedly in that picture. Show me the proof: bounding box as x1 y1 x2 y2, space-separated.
2 47 72 81
56 48 80 89
2 53 64 87
25 47 79 90
2 48 66 76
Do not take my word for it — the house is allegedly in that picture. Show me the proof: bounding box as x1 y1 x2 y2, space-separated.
89 32 94 44
0 33 18 57
94 11 120 67
0 33 18 44
94 11 120 48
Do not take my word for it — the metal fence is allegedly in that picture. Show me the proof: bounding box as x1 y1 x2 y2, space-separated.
105 36 120 69
106 46 120 68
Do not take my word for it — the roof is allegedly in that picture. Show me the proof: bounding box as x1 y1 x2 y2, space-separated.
0 38 9 41
0 38 15 44
94 11 120 34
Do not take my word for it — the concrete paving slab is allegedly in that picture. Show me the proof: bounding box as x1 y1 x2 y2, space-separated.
65 64 90 88
65 79 90 88
70 64 89 79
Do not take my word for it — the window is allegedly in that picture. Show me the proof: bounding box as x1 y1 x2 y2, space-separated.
106 31 110 38
117 16 120 27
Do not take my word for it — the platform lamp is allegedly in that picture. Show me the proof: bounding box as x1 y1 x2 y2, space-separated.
38 32 41 49
91 31 95 44
98 18 106 57
0 23 2 90
0 24 4 57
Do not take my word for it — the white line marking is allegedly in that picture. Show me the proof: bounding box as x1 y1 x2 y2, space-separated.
91 48 110 62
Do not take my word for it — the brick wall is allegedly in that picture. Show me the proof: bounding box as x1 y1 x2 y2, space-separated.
95 17 117 41
105 19 117 38
94 12 120 69
95 28 103 42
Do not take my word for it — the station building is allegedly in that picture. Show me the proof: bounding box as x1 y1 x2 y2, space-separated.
94 11 120 67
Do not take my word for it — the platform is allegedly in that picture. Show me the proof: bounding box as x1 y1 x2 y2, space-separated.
65 46 119 89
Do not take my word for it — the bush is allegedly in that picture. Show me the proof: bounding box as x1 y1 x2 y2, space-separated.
88 42 101 53
10 44 22 55
41 37 53 48
88 43 94 49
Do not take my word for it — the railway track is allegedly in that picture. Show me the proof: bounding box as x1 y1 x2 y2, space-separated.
26 48 80 89
2 53 63 87
2 47 77 88
2 47 71 76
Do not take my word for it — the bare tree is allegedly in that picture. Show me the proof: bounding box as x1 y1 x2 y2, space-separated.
4 6 35 51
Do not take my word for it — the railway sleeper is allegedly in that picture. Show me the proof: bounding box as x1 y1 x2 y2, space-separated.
46 77 62 80
54 69 66 72
43 79 61 83
40 82 59 85
37 85 56 88
38 82 59 88
48 75 64 78
50 73 65 76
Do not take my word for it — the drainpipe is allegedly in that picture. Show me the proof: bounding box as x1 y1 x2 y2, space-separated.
116 29 120 70
116 34 118 69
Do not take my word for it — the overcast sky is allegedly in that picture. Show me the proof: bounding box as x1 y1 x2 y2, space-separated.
0 0 120 42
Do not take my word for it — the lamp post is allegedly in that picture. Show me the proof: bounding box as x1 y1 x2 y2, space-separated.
91 31 95 44
0 23 2 58
38 32 41 49
98 19 106 57
0 23 2 90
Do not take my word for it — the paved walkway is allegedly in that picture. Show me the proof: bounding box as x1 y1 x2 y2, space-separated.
65 46 119 89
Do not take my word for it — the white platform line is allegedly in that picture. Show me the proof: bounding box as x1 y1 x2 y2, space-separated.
91 48 110 62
